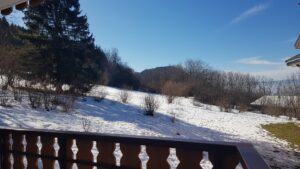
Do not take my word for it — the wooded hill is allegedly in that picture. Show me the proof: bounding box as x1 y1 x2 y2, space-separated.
0 0 299 118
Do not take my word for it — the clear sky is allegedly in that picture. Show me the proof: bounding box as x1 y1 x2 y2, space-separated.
6 0 300 79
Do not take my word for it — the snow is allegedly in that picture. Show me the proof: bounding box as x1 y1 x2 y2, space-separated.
0 85 299 168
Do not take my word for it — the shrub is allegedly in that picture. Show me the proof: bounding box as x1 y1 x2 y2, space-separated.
0 97 9 107
53 95 76 112
168 111 176 123
166 95 175 104
62 96 76 112
216 96 231 112
285 97 300 119
119 90 130 103
12 87 23 102
143 94 159 116
42 92 54 111
24 84 52 110
236 103 249 112
28 91 42 109
93 88 107 102
262 105 285 117
261 97 300 119
0 91 10 107
81 117 92 132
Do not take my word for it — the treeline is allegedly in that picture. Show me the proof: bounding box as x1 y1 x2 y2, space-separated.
261 73 300 118
139 60 273 111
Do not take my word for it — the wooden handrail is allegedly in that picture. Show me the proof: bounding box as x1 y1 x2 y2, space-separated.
0 128 270 169
236 143 270 169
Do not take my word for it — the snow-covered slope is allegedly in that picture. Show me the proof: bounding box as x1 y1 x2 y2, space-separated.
0 85 299 168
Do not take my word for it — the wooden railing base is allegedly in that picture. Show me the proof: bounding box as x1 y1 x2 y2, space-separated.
0 128 270 169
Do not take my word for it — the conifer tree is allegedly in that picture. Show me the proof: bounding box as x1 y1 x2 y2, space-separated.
23 0 107 93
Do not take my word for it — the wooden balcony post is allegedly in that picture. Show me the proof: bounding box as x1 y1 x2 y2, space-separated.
40 136 56 169
12 133 25 169
0 132 3 169
176 148 203 169
97 142 116 167
58 137 67 169
146 146 170 169
66 139 75 169
76 140 94 169
120 143 141 168
0 132 8 169
209 149 240 169
26 135 39 169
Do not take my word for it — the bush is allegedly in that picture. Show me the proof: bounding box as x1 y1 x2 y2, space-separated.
285 97 300 119
12 87 23 102
168 111 176 123
119 90 130 103
0 91 10 107
261 97 300 119
28 91 42 109
61 96 76 112
166 95 175 104
0 97 9 107
93 88 107 102
262 105 285 117
143 94 159 116
81 117 92 132
52 95 76 112
42 92 55 111
24 84 53 110
236 103 249 112
215 96 231 112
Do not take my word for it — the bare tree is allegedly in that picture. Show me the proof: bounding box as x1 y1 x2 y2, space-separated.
261 72 300 119
183 59 209 79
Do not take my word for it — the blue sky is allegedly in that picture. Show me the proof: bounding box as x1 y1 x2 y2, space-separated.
6 0 300 79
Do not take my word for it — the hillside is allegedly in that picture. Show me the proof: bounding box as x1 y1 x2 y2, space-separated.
0 85 299 168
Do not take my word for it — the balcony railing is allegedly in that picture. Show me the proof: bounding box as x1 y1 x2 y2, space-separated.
0 128 270 169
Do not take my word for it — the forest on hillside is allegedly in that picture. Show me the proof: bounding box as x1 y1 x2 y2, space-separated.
0 0 299 118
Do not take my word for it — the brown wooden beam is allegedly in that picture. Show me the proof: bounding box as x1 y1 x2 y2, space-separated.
30 0 43 7
1 7 13 15
16 2 28 11
0 128 271 169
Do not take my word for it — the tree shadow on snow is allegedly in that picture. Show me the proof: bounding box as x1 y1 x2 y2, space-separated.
0 109 32 128
77 97 238 142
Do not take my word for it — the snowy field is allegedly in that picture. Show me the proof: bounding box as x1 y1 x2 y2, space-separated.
0 85 299 168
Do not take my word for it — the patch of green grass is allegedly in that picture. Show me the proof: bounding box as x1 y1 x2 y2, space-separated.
262 122 300 150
